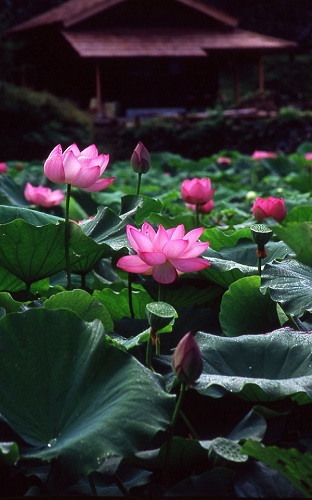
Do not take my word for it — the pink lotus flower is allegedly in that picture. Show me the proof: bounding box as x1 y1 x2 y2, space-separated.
0 162 8 173
251 150 276 160
24 182 65 207
172 332 203 385
304 153 312 161
44 143 115 192
217 157 231 165
186 199 214 214
252 196 286 222
117 222 210 284
181 178 214 205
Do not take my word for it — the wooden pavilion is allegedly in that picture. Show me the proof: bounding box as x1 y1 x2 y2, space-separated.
8 0 297 117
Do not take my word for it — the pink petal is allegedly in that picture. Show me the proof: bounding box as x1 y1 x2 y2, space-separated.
141 222 156 242
162 239 188 258
183 227 204 246
62 151 84 183
127 226 154 253
153 225 169 252
90 154 110 174
44 155 65 184
79 144 98 157
152 261 178 284
166 224 185 239
182 241 210 258
64 143 80 156
116 255 152 274
72 165 101 188
83 176 115 192
171 257 210 273
138 251 166 266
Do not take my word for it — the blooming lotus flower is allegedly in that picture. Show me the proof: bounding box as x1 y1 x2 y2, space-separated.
0 162 7 173
172 332 203 385
24 182 65 207
251 150 276 160
131 141 151 174
186 199 214 214
252 196 286 222
305 153 312 161
181 178 214 205
44 143 115 192
117 222 210 284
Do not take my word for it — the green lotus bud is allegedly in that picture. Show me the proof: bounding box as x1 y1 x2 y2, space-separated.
172 332 203 385
131 142 151 174
146 302 177 333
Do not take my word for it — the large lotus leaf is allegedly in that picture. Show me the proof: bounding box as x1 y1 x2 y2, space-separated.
0 266 25 292
273 221 312 268
219 276 280 336
201 227 253 251
261 259 312 317
0 308 174 477
0 220 110 284
285 205 312 223
202 240 289 287
78 205 132 251
195 329 312 403
44 289 114 331
0 205 61 225
94 285 153 321
119 194 163 225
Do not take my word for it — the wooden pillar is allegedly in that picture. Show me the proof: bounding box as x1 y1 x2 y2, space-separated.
96 63 102 115
234 63 240 104
258 53 265 93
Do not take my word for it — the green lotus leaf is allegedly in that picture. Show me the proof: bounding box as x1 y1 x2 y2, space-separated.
261 259 312 317
219 276 280 336
0 205 62 225
0 309 174 478
203 240 289 287
273 221 312 268
44 289 113 331
195 329 312 403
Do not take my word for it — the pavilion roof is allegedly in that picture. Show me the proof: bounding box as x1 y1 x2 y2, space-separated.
61 28 297 58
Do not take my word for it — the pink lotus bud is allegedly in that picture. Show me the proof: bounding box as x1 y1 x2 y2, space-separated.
217 157 231 165
172 332 203 385
252 196 286 223
251 150 276 160
0 162 8 174
305 152 312 161
130 142 151 174
181 178 214 205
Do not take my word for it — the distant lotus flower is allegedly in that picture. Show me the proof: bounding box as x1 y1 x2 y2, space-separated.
0 162 8 173
181 178 214 205
172 332 203 385
131 141 151 174
217 157 231 165
304 153 312 161
117 222 210 284
44 143 115 192
186 199 214 214
252 196 286 222
251 150 276 160
24 182 65 207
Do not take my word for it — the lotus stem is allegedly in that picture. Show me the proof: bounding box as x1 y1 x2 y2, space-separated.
65 183 72 290
136 172 142 196
128 273 135 318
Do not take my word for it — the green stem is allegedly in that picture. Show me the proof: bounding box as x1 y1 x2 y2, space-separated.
146 335 153 371
195 204 200 228
180 409 199 439
88 474 98 496
258 256 262 277
128 273 135 318
136 172 142 196
65 184 72 290
163 382 186 485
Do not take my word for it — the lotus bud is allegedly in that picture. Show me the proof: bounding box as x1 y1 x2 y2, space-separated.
172 332 203 385
131 142 151 174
